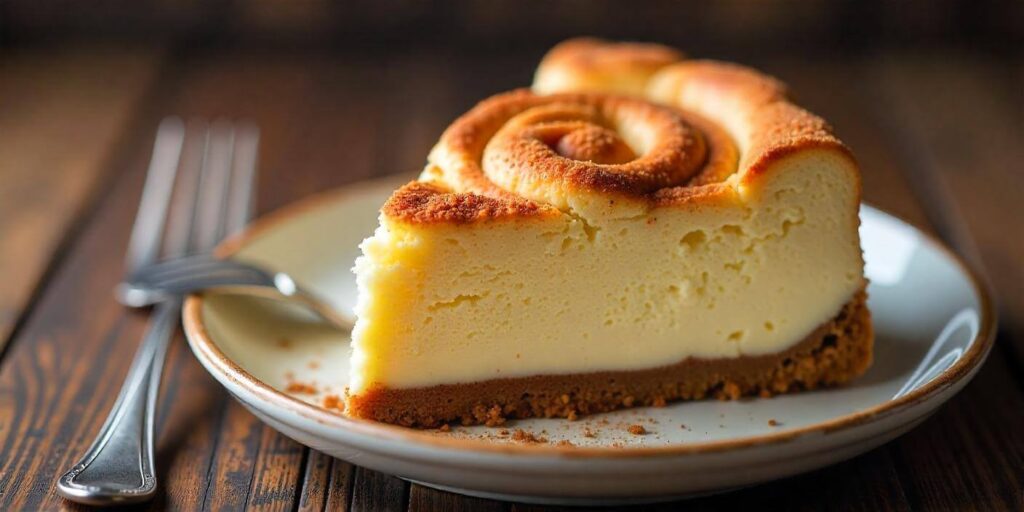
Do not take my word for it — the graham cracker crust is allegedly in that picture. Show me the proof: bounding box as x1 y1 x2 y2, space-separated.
345 289 873 428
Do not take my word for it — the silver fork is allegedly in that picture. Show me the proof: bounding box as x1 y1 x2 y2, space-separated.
56 118 259 505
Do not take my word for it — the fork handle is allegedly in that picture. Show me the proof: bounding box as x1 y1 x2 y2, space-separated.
56 300 179 505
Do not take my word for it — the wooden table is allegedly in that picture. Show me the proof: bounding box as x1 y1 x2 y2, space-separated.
1 44 1022 511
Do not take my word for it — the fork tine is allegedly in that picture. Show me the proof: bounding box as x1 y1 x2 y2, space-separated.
226 122 259 234
162 121 208 258
124 117 185 274
191 120 236 253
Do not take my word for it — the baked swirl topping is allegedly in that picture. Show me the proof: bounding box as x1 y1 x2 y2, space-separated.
394 38 848 224
426 90 739 212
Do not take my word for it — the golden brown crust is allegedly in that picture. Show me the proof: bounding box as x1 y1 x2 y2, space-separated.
382 181 558 225
533 38 684 95
541 38 684 75
651 60 789 109
436 90 713 199
646 60 854 184
389 43 859 225
346 289 873 428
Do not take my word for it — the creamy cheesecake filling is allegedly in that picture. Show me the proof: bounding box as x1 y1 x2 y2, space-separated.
351 148 864 393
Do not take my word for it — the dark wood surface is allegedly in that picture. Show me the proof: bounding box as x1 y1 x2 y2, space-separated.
0 44 1022 511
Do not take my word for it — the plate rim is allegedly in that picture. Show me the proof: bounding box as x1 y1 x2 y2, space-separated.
183 174 997 459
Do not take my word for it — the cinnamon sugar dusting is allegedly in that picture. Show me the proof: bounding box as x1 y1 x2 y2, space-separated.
383 182 550 225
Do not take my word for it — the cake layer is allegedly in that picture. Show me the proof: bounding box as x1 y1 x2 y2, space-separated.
346 289 872 427
351 146 863 392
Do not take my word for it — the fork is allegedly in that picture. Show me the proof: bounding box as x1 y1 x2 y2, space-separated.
56 118 259 505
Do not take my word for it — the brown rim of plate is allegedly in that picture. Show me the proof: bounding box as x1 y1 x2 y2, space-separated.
182 174 997 459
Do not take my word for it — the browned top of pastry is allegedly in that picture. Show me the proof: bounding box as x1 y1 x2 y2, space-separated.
382 181 556 225
384 39 856 225
533 38 684 95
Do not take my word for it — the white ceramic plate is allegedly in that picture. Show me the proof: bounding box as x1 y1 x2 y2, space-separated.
183 175 995 505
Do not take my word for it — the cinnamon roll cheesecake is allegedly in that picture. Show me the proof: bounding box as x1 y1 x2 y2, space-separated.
348 38 873 427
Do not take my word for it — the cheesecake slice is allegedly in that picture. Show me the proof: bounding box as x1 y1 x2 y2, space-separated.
347 39 873 428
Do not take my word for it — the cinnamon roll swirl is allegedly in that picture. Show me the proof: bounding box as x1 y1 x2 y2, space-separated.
398 38 849 224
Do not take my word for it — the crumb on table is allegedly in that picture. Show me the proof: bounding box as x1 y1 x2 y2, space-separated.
769 419 781 427
627 424 647 435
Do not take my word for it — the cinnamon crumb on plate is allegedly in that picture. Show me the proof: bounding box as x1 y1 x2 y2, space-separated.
322 394 343 411
285 382 318 394
511 429 548 443
627 424 647 435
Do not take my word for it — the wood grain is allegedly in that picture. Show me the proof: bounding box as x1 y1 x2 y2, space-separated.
351 468 408 512
0 122 168 510
296 451 333 512
409 485 509 512
0 46 160 352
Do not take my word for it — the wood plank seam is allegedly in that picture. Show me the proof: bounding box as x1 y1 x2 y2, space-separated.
327 457 355 511
199 395 236 509
287 447 312 511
